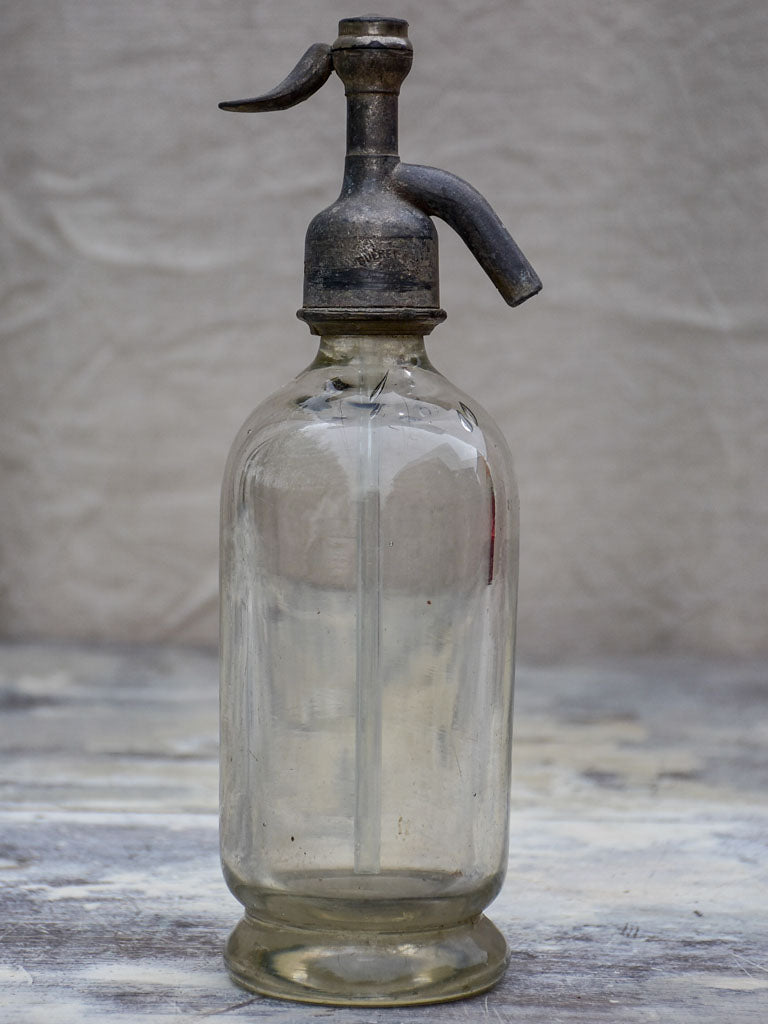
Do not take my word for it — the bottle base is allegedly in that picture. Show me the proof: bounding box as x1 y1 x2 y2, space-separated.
225 911 508 1006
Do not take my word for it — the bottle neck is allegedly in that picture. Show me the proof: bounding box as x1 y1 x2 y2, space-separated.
346 92 399 157
312 334 433 371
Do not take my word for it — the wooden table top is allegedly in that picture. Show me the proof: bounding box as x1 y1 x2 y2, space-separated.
1 644 766 1022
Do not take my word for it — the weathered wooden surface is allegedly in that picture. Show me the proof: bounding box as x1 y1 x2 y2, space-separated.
1 644 766 1023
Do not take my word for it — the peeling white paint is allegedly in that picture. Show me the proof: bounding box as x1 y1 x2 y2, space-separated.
76 962 225 988
0 964 34 985
674 972 768 991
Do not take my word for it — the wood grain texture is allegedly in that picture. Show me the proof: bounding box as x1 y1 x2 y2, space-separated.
1 645 766 1022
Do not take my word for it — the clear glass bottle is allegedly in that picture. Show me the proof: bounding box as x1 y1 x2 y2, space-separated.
220 332 518 1004
217 14 540 1006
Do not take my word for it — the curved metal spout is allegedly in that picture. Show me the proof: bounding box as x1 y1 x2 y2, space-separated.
392 163 542 307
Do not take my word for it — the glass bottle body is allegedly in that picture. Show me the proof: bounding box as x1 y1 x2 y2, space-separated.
220 334 518 1005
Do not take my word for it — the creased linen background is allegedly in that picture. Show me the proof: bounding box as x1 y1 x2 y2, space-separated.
1 0 766 660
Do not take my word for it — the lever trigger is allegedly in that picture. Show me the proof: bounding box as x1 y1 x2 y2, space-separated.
219 42 332 113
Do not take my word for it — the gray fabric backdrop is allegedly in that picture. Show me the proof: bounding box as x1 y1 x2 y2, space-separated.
2 0 766 659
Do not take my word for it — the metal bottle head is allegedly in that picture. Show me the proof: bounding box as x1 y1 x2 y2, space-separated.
332 16 412 87
220 16 541 335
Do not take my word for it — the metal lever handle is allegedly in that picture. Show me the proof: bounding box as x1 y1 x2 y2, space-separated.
219 43 332 112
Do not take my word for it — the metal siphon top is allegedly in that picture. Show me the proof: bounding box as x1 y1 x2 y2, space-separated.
220 16 541 335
